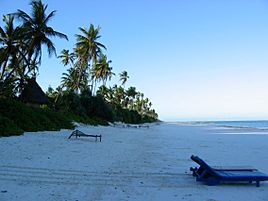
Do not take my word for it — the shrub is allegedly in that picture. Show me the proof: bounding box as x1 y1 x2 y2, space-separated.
54 92 113 125
0 98 74 136
0 114 23 136
81 95 114 122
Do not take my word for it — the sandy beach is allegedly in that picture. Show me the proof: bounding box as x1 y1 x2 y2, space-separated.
0 123 268 201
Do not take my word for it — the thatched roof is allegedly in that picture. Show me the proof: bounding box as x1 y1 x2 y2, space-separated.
20 78 49 104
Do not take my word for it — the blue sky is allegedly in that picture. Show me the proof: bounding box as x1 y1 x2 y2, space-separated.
1 0 268 121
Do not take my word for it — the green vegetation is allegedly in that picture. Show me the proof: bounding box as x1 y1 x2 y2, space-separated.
46 85 157 126
0 0 158 137
0 0 68 97
0 98 74 136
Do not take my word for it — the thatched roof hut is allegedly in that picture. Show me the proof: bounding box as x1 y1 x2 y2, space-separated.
20 78 49 105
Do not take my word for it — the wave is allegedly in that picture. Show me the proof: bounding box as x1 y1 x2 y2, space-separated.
212 121 268 130
176 120 268 130
214 125 267 130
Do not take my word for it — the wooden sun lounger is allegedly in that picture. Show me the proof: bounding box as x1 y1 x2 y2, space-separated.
125 124 149 128
68 130 102 142
190 155 268 187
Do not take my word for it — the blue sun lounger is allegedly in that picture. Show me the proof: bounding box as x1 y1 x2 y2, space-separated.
190 155 268 187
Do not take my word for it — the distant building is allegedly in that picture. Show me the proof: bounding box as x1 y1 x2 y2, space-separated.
20 78 49 107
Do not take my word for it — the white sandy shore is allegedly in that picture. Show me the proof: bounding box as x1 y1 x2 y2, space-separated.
0 123 268 201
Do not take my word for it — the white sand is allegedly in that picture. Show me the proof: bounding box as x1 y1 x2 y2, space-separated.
0 123 268 201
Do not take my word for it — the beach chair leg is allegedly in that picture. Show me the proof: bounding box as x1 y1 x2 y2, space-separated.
190 167 198 176
256 181 260 187
68 133 73 139
68 130 76 139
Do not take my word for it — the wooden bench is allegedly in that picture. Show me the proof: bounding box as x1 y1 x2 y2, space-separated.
68 130 102 142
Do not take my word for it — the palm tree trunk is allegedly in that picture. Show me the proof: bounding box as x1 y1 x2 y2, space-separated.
93 80 97 95
0 60 8 80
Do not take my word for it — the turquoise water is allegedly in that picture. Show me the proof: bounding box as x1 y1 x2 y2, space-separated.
196 120 268 129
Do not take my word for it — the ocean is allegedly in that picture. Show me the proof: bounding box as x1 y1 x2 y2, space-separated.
192 120 268 130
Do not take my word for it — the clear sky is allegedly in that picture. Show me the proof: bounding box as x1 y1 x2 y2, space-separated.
1 0 268 121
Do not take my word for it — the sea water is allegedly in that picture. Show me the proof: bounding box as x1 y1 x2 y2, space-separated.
194 120 268 130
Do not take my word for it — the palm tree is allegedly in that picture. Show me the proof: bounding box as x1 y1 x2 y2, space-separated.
13 0 68 74
126 86 137 109
97 85 108 97
119 70 129 87
75 24 106 65
46 85 63 104
126 86 137 98
114 85 125 105
100 54 114 86
74 24 106 95
97 86 114 103
61 68 77 92
0 15 27 81
0 15 31 97
90 65 98 95
61 67 88 93
92 54 114 87
58 49 75 66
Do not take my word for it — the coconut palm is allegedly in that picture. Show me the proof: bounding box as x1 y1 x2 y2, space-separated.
58 49 75 66
97 85 109 97
0 15 31 96
61 67 88 93
104 86 114 103
13 0 68 73
92 54 114 86
126 86 137 98
119 70 129 87
113 85 125 105
0 15 27 81
89 65 98 95
73 24 106 95
75 24 106 65
61 68 77 91
126 86 137 110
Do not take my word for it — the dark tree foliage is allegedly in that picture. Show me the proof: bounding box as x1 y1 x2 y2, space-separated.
0 98 74 136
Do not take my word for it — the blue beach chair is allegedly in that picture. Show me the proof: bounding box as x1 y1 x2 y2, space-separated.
190 155 268 187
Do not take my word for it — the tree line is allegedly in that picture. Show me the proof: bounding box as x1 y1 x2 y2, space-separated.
0 0 158 134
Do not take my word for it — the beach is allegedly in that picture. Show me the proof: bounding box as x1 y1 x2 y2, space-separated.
0 123 268 201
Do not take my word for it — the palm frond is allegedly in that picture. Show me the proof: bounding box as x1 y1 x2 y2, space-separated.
13 9 33 24
42 37 56 57
46 28 68 40
44 10 56 24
